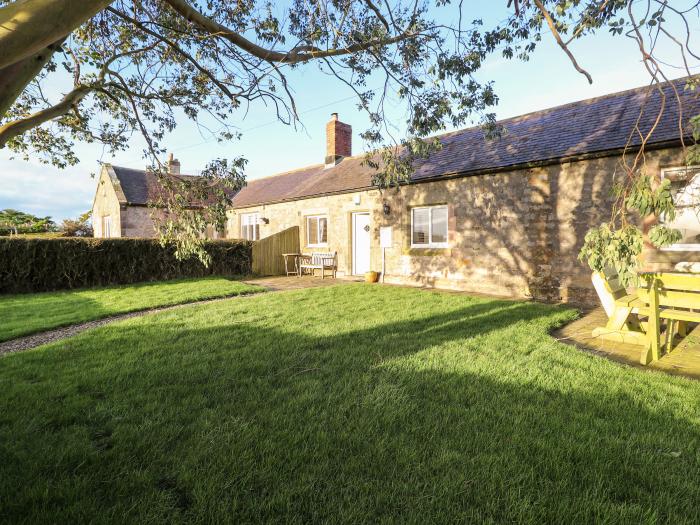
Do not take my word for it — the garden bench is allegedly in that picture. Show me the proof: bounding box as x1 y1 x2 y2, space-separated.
591 268 648 348
299 251 337 278
636 272 700 364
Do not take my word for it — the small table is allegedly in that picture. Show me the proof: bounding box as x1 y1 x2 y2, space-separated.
282 253 302 276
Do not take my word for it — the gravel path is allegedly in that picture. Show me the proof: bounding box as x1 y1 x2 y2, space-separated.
0 277 355 357
0 293 259 357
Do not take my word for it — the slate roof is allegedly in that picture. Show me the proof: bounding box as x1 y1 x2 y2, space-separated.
109 166 234 206
230 78 700 208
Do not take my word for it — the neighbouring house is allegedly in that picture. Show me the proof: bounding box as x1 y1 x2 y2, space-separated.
228 80 700 304
92 155 225 239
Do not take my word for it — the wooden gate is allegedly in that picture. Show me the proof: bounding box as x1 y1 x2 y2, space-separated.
252 226 300 276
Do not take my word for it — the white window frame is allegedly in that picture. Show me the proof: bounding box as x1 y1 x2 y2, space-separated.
660 166 700 251
306 215 328 247
411 205 449 249
102 215 112 239
240 212 260 241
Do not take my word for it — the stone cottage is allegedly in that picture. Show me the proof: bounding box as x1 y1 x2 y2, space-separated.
92 155 224 239
228 80 700 304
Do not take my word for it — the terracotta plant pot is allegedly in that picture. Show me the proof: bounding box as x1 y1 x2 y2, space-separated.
364 271 379 283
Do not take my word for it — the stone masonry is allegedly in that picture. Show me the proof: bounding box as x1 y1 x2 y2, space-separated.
228 146 699 305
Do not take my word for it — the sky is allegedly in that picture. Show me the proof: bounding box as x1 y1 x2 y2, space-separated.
1 1 698 222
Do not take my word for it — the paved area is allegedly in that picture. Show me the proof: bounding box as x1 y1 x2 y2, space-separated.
554 307 700 380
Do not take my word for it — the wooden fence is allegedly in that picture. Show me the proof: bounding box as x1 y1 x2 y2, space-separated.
252 226 300 276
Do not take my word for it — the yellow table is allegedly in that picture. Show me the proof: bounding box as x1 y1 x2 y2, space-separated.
637 271 700 364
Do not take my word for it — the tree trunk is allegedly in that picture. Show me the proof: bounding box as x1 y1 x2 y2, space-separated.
0 37 66 119
0 0 112 70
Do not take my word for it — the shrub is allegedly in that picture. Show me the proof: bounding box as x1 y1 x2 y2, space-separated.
60 211 94 237
0 238 253 294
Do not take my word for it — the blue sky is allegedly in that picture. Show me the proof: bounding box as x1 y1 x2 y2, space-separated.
1 2 697 222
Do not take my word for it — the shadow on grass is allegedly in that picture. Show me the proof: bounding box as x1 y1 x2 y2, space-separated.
0 276 261 343
0 292 698 523
0 293 109 343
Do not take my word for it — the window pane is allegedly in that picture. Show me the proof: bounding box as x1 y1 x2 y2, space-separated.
308 217 319 245
319 218 328 244
241 214 259 240
431 207 448 244
412 208 429 245
666 172 700 245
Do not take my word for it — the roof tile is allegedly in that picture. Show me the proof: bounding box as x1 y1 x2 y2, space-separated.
114 79 700 209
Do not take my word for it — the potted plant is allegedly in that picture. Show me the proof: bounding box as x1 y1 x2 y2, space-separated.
364 271 379 283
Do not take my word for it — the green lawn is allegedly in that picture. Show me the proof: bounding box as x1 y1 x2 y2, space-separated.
0 277 264 342
1 284 700 523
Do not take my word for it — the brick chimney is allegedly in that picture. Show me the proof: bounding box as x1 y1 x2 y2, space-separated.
325 113 351 167
167 153 181 175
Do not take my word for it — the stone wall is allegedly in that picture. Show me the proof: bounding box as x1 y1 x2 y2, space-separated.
228 146 699 304
92 168 123 237
92 166 220 239
121 206 158 238
92 169 159 238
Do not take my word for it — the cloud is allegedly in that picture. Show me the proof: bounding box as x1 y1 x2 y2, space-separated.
0 158 96 222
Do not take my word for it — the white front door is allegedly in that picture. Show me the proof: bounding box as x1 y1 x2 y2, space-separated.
352 212 371 275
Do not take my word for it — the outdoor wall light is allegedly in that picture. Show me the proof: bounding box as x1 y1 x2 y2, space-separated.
382 202 391 216
259 217 270 225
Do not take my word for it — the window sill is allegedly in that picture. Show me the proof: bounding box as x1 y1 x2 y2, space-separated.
306 244 329 249
660 245 700 252
404 247 451 257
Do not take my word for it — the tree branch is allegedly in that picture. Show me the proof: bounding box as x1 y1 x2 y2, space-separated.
162 0 416 64
364 0 391 32
533 0 593 84
0 84 93 147
0 40 154 148
106 7 236 101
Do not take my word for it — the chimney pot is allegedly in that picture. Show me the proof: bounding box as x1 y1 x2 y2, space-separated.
325 113 351 167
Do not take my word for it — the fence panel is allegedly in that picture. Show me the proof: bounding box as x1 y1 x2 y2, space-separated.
252 226 300 276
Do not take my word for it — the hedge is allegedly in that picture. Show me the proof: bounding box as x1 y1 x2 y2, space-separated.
0 237 253 293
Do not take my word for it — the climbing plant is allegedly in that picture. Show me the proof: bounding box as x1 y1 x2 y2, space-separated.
578 176 682 286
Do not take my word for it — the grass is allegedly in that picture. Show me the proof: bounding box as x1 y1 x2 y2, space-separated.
1 284 700 523
0 277 264 342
